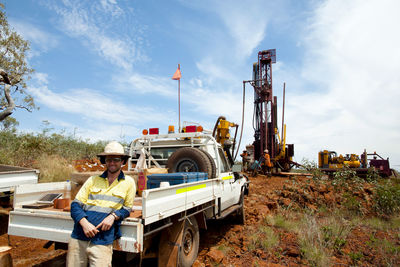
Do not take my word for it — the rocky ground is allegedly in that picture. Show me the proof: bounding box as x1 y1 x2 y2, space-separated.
1 173 400 266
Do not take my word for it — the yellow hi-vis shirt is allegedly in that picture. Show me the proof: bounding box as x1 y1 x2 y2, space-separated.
70 171 136 244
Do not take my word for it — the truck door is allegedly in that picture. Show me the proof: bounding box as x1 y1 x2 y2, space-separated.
217 148 240 210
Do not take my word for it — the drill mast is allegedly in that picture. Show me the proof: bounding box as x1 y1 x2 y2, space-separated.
252 49 278 161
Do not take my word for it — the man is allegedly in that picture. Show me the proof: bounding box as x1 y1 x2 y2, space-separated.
263 149 273 176
240 150 249 172
67 141 136 267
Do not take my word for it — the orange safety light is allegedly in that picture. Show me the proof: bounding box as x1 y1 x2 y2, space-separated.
149 128 159 135
196 125 203 132
168 125 175 133
186 125 196 133
142 129 148 135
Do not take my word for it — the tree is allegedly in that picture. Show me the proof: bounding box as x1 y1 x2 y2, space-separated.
0 3 36 122
0 115 18 131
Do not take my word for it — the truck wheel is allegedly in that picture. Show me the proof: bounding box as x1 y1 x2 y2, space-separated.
179 217 199 267
167 147 213 179
197 149 217 179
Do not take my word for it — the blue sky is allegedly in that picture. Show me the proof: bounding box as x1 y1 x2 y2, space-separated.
4 0 400 169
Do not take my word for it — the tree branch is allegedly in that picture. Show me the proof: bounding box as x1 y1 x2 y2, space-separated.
0 47 9 59
0 84 15 121
15 105 31 112
0 69 11 84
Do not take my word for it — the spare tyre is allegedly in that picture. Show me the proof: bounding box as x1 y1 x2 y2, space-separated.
167 147 213 179
197 149 216 179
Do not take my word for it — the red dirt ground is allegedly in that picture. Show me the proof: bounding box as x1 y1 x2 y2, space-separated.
195 175 400 266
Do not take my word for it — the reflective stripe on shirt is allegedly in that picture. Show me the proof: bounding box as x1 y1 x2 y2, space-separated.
83 204 115 214
88 194 125 204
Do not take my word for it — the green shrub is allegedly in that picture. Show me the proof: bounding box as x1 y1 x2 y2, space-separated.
373 180 400 216
259 226 279 250
0 129 107 166
264 214 296 231
342 193 364 215
247 225 279 252
332 167 357 181
301 158 324 179
366 167 381 183
349 251 363 264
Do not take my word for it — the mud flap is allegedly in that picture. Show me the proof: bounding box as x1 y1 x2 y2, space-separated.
158 220 185 267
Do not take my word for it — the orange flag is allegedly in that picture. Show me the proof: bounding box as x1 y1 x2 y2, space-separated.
172 64 181 80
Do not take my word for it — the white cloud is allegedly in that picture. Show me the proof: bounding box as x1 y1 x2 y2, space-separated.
99 0 123 18
46 1 146 71
285 0 400 166
9 20 58 54
213 1 269 59
195 57 237 83
114 72 176 96
28 73 173 126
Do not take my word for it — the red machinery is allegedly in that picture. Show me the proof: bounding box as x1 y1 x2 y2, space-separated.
243 49 296 172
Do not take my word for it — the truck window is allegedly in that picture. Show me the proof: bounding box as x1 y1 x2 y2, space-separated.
131 146 199 167
150 147 178 160
218 148 230 172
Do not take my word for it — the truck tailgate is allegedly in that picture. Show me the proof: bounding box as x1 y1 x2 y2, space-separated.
8 209 143 253
8 182 143 253
0 164 38 192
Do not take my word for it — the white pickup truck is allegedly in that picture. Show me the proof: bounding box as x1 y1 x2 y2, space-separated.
0 164 39 193
8 130 249 266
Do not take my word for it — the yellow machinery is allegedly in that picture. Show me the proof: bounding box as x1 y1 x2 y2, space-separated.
274 124 292 163
213 116 238 146
212 116 238 165
318 150 361 169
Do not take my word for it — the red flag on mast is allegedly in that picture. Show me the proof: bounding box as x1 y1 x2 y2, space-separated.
172 64 181 80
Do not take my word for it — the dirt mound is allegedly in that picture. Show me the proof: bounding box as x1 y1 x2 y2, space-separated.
73 158 128 172
197 174 400 266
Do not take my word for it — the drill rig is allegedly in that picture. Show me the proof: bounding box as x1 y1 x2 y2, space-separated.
244 49 297 172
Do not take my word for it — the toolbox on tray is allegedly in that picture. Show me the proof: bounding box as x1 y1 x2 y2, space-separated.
146 172 208 189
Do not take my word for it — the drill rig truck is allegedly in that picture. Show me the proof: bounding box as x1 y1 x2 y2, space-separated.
243 49 298 174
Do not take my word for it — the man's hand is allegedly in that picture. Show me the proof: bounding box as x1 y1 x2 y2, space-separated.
96 214 115 231
79 218 99 238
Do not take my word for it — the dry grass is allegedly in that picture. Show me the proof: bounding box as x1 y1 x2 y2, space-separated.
295 215 331 267
34 154 74 183
248 225 279 252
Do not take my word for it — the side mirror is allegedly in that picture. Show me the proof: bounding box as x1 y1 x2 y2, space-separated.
231 164 243 182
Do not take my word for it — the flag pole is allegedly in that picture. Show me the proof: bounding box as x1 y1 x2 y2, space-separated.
178 77 181 133
172 63 182 133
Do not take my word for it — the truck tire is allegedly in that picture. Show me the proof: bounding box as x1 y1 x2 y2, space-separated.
167 147 213 179
197 149 217 179
179 217 199 267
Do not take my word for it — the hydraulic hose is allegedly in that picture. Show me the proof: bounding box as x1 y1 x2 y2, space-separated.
212 116 226 139
234 81 246 161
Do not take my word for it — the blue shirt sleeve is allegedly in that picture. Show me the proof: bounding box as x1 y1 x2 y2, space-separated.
70 199 87 224
114 207 130 220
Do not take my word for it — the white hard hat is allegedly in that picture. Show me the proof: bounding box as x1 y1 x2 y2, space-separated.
264 149 269 153
97 141 130 163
